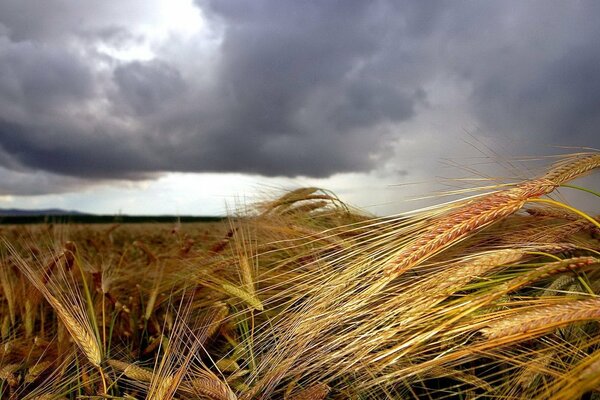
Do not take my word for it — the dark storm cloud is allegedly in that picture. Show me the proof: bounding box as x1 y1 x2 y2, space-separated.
0 167 92 196
113 60 186 116
0 0 599 195
0 39 94 114
443 2 600 146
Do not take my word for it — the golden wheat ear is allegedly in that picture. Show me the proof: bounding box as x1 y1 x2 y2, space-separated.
4 243 103 369
480 297 600 340
383 151 600 279
108 359 154 382
286 382 330 400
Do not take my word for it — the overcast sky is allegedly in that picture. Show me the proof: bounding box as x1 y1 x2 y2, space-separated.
0 0 598 215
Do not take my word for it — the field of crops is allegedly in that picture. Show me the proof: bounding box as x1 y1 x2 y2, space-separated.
0 152 599 399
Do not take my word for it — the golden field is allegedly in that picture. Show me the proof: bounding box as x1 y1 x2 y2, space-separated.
0 153 599 399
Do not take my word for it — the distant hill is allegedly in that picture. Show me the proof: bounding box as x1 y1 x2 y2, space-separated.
0 208 88 216
0 209 224 224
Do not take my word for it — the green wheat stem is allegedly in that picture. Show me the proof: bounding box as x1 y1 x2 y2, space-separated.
561 184 600 198
527 198 600 229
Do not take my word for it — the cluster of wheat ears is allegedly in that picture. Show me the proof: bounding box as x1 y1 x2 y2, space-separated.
0 152 599 399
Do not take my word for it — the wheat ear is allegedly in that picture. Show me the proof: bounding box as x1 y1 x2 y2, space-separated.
0 263 17 325
43 291 102 367
384 179 556 277
0 363 20 386
541 152 600 184
150 375 175 400
184 373 238 400
384 152 600 278
222 283 263 311
108 359 154 382
481 297 600 340
24 361 52 383
287 382 330 400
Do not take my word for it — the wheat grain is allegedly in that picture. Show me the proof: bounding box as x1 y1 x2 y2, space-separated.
144 285 160 321
216 358 239 372
516 256 597 284
442 248 527 286
542 275 576 296
542 348 600 400
6 248 103 368
517 351 554 390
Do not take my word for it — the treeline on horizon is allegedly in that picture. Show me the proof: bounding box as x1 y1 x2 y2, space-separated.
0 215 225 224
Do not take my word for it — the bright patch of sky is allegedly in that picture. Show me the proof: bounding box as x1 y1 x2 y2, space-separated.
95 0 206 62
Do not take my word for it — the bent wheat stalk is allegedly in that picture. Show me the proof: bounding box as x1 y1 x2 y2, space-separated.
384 180 556 277
384 152 600 279
481 297 600 340
6 250 103 368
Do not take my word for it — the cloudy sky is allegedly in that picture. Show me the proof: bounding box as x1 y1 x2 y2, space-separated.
0 1 598 215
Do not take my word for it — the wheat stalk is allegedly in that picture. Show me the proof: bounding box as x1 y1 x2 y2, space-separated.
541 347 600 400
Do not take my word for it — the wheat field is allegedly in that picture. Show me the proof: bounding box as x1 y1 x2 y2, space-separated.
0 152 599 399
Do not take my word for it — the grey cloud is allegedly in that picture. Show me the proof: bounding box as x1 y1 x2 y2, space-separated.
471 47 600 145
113 60 186 116
0 0 599 196
0 0 429 185
439 2 600 148
0 39 94 115
0 1 166 42
0 167 93 196
0 119 156 179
